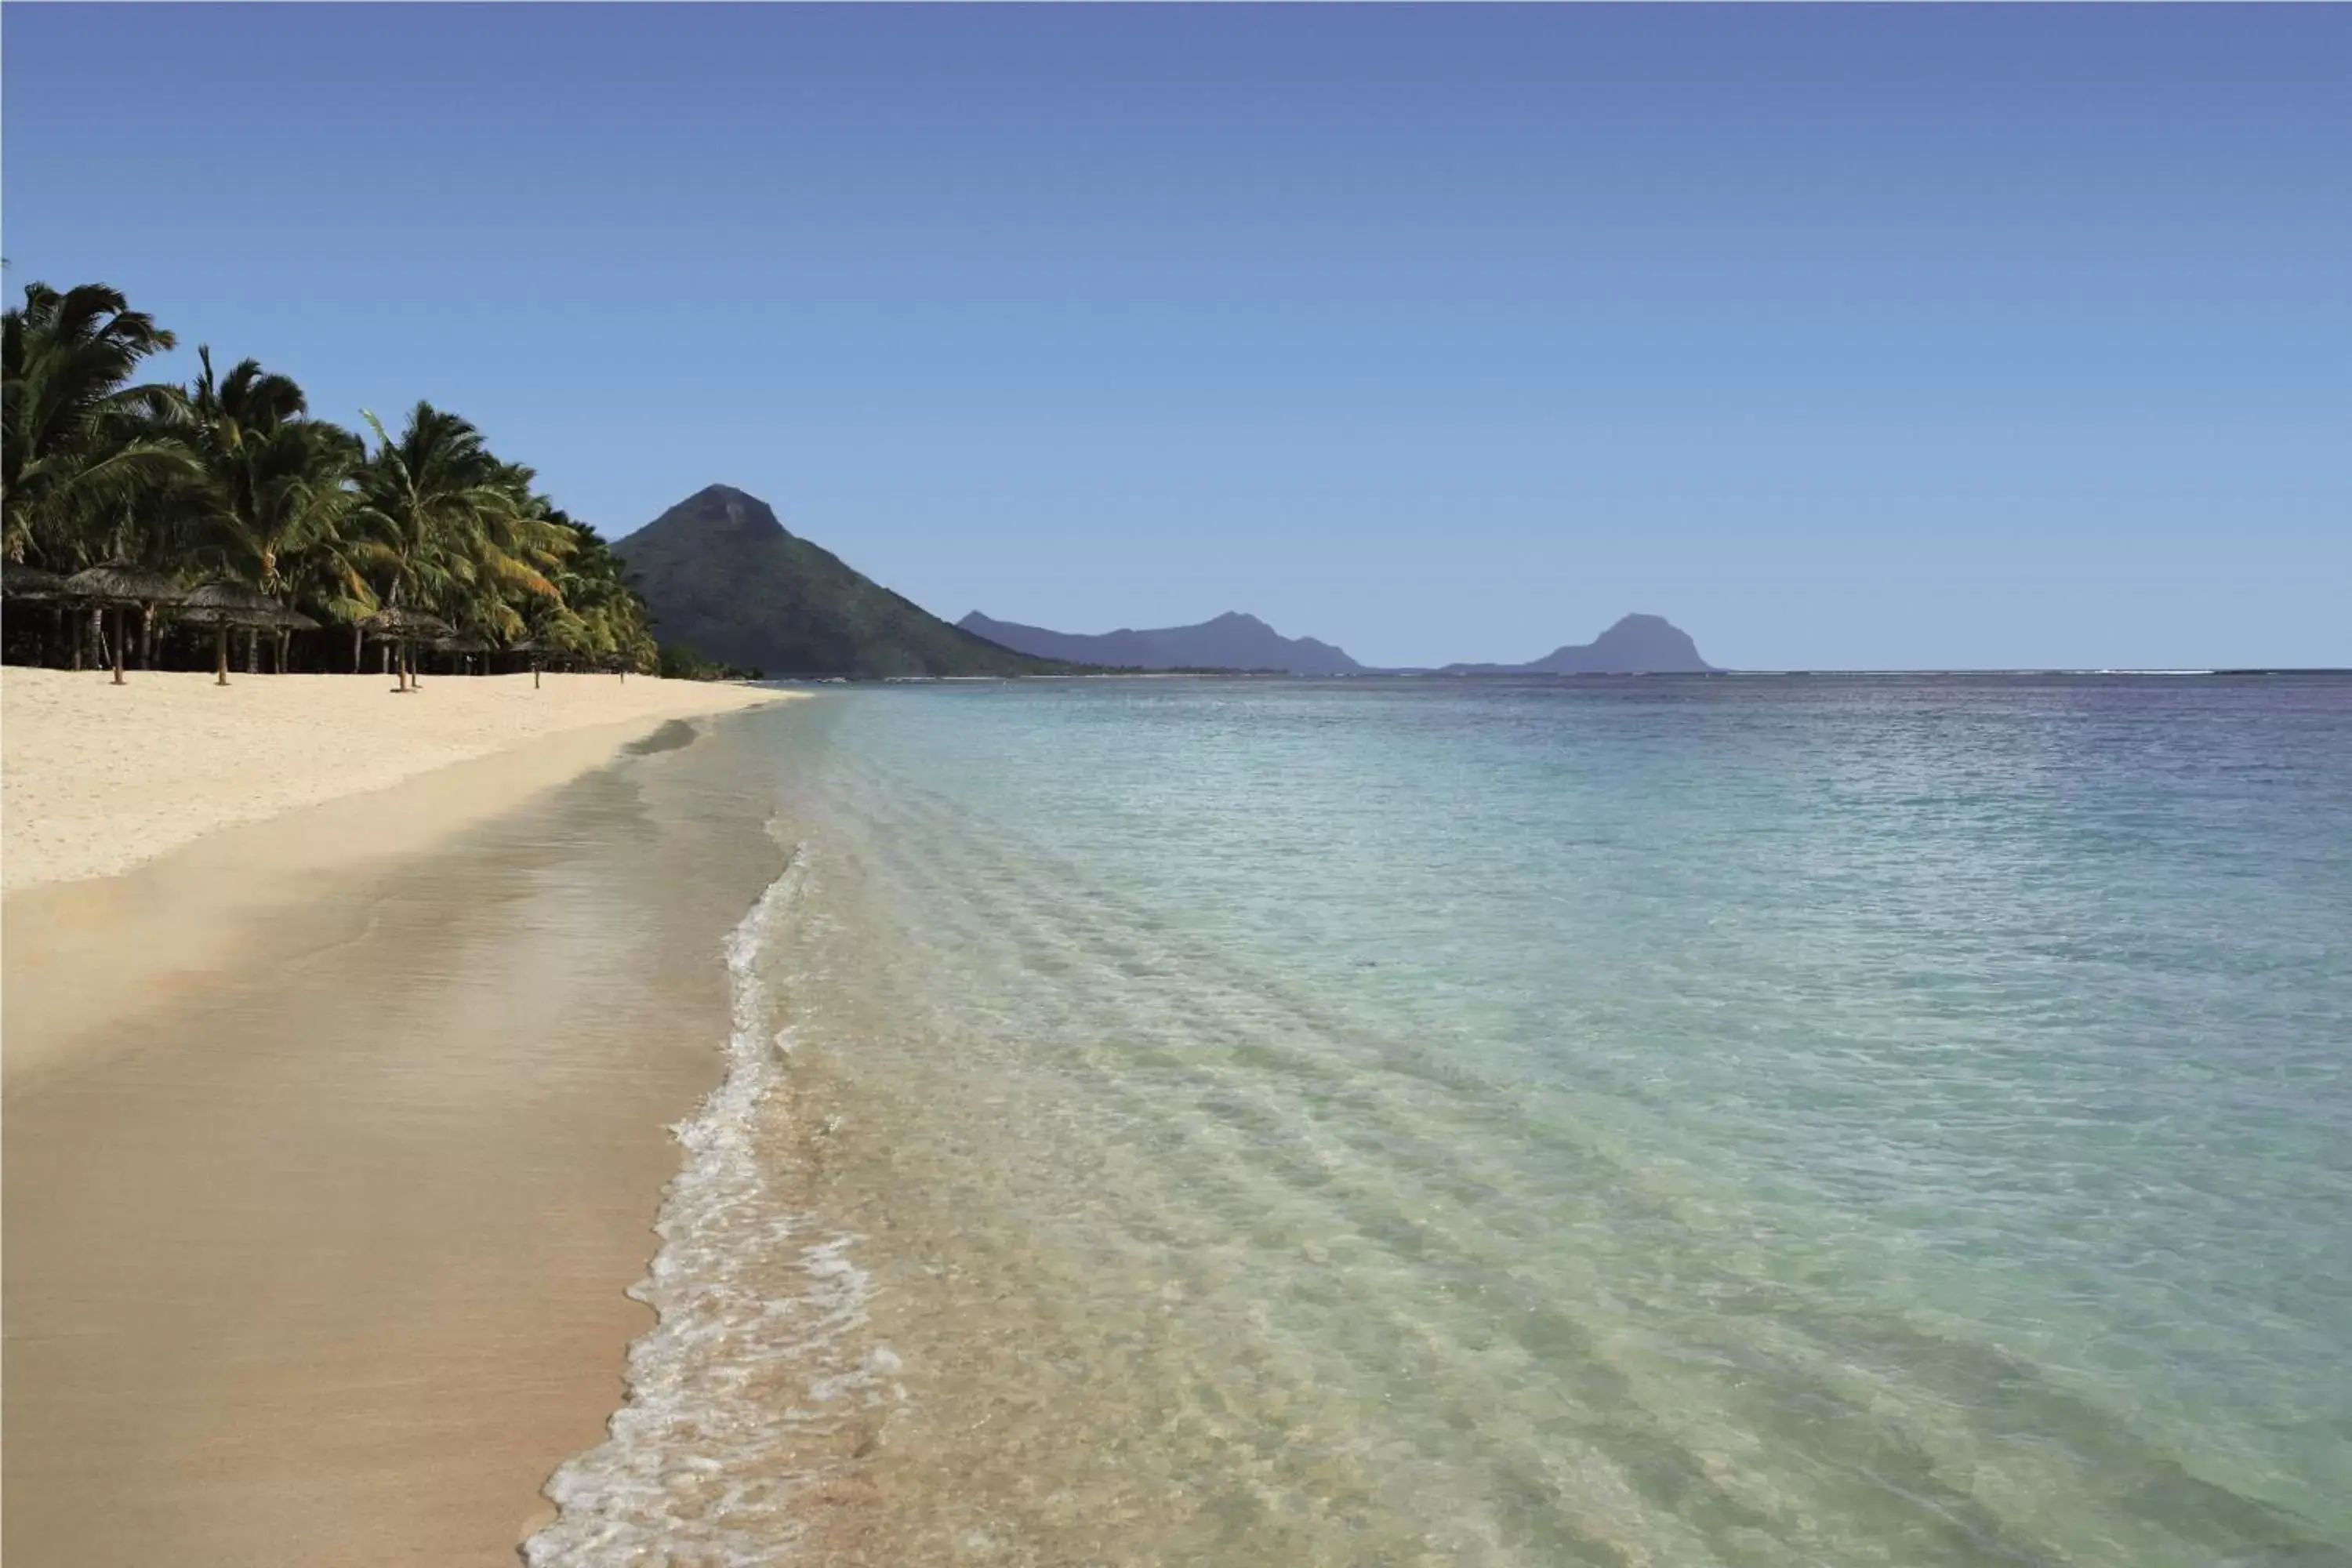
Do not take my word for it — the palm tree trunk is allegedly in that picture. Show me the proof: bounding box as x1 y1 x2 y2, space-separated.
353 623 365 673
87 606 106 672
245 628 260 674
111 608 127 685
139 603 157 669
215 625 230 686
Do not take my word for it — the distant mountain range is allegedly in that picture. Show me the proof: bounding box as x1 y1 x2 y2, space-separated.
966 609 1714 673
958 610 1366 675
612 486 1074 677
1436 614 1716 674
615 485 1716 678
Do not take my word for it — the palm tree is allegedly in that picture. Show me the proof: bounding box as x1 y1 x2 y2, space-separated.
439 459 574 647
181 348 365 669
2 282 197 568
529 510 655 672
352 403 568 688
287 525 383 672
5 279 682 683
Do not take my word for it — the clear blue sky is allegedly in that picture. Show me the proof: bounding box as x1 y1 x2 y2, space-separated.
5 5 2345 670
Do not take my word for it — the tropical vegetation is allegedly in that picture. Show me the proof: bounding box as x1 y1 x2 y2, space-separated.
2 278 687 677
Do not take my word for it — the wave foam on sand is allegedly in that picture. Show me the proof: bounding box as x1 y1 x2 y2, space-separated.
526 845 903 1565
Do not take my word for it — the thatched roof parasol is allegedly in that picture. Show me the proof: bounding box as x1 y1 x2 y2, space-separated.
62 567 187 684
178 581 314 684
179 580 306 627
62 564 185 605
359 606 452 692
358 606 453 641
2 564 71 600
430 632 492 654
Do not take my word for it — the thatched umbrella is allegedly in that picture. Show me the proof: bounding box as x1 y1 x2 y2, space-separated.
360 606 452 692
430 631 492 677
506 636 544 688
178 580 307 686
62 564 186 684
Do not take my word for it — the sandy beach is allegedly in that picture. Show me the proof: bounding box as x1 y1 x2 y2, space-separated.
2 666 789 892
3 670 802 1564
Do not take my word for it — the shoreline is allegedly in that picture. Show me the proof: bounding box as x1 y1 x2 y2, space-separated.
5 666 799 1086
3 684 803 1563
5 706 782 1087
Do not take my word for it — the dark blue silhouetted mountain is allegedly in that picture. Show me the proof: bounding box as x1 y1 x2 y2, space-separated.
614 486 1080 677
1439 615 1715 674
958 610 1365 675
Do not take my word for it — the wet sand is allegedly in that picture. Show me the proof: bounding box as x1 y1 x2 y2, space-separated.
3 705 798 1564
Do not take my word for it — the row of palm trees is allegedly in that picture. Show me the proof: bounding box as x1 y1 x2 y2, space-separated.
2 279 662 679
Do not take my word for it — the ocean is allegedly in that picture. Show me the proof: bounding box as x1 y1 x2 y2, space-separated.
528 674 2352 1566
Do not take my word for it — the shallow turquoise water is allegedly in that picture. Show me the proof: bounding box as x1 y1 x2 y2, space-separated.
538 675 2352 1566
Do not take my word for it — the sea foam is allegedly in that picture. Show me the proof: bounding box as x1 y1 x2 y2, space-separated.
524 845 902 1565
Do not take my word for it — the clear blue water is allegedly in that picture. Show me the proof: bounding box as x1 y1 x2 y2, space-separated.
538 675 2352 1566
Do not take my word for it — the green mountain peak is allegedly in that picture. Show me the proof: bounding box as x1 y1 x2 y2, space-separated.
612 487 1076 679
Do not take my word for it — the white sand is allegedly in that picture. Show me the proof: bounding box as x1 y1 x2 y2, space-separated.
2 666 792 891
